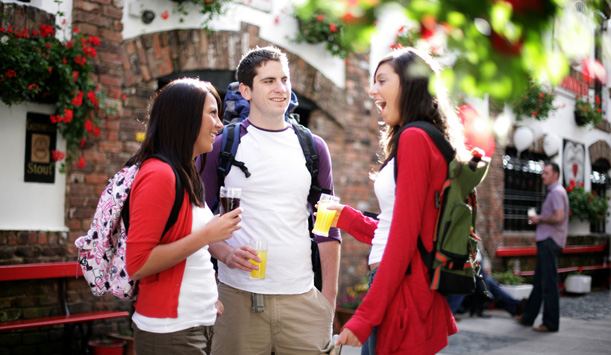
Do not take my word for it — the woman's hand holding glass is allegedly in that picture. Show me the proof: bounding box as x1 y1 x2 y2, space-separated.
202 207 242 244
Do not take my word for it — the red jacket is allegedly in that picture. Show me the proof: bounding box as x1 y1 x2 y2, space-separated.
338 128 458 354
126 159 193 318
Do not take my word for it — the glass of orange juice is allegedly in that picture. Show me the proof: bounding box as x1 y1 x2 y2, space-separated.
249 239 268 279
312 194 340 237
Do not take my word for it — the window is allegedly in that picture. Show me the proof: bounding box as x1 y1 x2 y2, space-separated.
503 148 547 231
590 159 609 233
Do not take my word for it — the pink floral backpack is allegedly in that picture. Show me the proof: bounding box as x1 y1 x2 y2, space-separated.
75 155 183 300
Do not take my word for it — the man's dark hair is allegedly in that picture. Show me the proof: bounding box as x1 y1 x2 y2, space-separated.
546 162 560 175
236 46 289 89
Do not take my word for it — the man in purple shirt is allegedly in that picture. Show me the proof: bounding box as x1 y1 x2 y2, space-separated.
517 162 569 332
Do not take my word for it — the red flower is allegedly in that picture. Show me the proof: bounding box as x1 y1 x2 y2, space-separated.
5 69 16 78
63 109 73 123
51 150 65 162
595 95 600 105
161 10 169 20
317 14 324 21
39 24 54 37
73 27 80 33
598 109 602 113
28 83 40 91
539 92 544 98
83 46 97 57
79 138 86 148
532 111 538 117
84 119 94 132
329 23 337 33
48 67 53 74
72 70 79 82
566 185 574 192
570 180 576 187
93 127 101 137
62 58 67 64
87 36 101 46
74 55 87 66
74 157 85 169
72 91 84 106
87 90 99 109
65 40 73 48
50 115 59 124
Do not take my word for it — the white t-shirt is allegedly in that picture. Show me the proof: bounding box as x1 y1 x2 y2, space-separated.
132 204 218 333
218 123 314 294
369 158 396 265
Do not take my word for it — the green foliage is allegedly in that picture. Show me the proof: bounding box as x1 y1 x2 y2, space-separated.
0 23 114 171
574 94 603 126
512 81 556 120
293 10 352 58
336 277 368 309
492 270 525 285
566 180 609 223
297 0 608 101
173 0 229 28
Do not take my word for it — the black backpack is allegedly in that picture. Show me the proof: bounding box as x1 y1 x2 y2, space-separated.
394 121 490 295
215 82 331 290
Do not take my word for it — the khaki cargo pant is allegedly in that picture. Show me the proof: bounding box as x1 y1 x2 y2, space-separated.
211 283 334 355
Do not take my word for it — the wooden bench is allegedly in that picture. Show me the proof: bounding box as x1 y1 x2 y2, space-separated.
0 262 130 353
496 244 610 277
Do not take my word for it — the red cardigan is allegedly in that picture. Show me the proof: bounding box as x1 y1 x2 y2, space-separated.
338 128 458 355
126 159 193 318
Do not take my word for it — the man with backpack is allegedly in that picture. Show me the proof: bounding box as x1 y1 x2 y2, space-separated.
200 46 340 354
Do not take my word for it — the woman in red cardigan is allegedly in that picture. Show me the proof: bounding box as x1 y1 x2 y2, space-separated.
125 78 242 355
332 48 467 354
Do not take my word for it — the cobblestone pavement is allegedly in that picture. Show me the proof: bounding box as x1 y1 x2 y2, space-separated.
342 290 611 355
439 290 611 355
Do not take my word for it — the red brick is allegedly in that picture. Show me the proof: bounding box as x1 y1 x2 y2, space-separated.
98 52 122 65
74 1 101 13
85 173 109 185
100 28 122 43
99 74 122 87
99 140 123 153
102 5 123 19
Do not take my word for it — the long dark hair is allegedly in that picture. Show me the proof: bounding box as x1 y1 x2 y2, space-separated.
127 78 223 207
376 47 467 169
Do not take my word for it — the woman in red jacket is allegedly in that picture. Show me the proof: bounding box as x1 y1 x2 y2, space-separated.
125 78 242 355
333 48 467 354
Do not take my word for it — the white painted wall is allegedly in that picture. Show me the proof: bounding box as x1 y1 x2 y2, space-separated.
121 0 345 88
0 102 68 231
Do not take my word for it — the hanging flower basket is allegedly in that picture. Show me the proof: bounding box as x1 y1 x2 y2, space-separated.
566 180 608 223
171 0 229 27
512 81 556 121
0 23 114 171
293 12 351 58
574 94 603 127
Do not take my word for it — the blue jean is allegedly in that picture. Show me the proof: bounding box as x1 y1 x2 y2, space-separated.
520 238 562 331
360 268 378 355
472 269 520 315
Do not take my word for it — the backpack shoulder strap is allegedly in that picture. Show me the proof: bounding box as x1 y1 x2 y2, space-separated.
393 121 455 181
122 154 184 237
291 122 331 205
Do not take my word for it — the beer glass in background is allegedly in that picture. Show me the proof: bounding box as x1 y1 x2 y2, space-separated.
527 207 537 224
220 186 241 214
249 239 268 279
312 193 340 237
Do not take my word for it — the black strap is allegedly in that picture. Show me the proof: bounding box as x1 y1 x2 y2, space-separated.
392 121 452 277
122 154 184 238
291 122 331 205
393 121 455 182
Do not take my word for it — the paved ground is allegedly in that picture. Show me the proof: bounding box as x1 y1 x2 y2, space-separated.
339 289 611 355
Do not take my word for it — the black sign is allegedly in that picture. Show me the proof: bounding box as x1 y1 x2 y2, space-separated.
24 112 56 183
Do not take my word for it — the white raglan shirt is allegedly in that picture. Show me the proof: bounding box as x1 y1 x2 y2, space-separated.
218 123 314 294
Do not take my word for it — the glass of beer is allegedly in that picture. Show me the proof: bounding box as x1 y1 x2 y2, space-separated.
312 193 340 237
220 186 241 214
527 207 537 224
249 239 268 279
